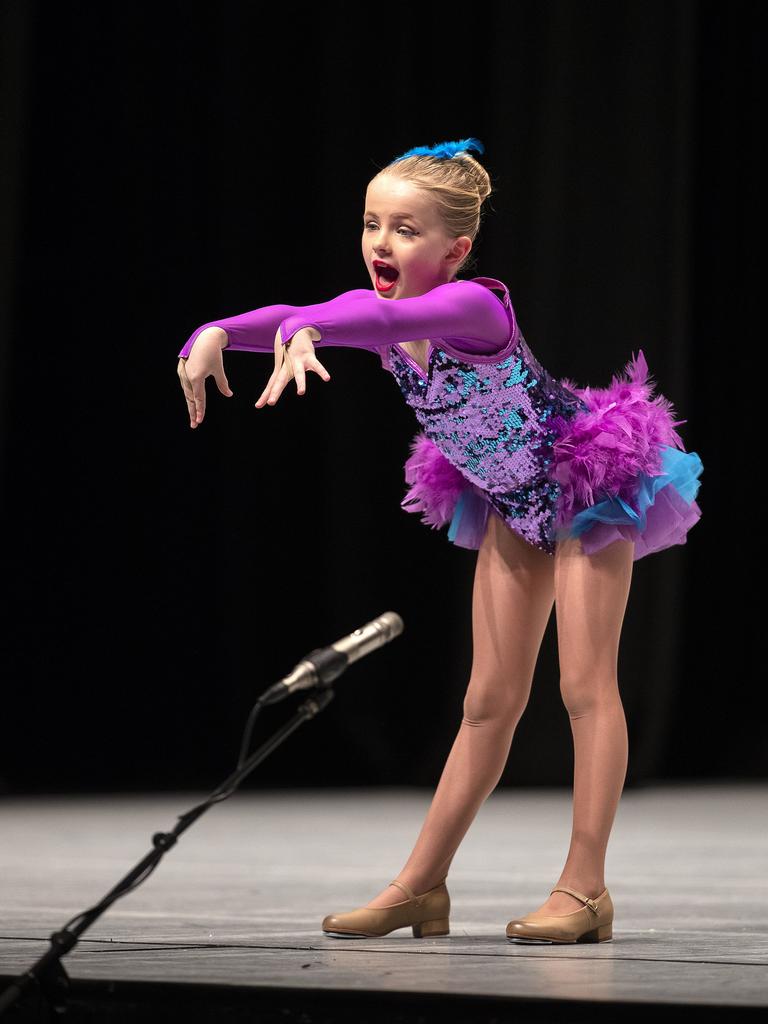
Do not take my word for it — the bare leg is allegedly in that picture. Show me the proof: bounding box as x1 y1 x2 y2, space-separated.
528 535 634 918
366 512 556 908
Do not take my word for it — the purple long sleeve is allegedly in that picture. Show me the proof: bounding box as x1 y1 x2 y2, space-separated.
177 277 518 363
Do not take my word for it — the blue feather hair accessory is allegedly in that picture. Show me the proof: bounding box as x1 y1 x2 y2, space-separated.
392 137 485 162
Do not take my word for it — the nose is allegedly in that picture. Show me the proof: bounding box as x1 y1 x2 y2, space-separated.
370 228 392 253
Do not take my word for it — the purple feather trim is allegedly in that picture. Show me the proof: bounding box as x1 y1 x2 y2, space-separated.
550 349 688 526
400 432 467 528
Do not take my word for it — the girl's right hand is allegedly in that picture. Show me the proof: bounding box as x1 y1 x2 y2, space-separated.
177 327 232 429
255 327 331 408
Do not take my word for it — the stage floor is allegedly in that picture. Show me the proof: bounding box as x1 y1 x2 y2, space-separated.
1 785 766 1013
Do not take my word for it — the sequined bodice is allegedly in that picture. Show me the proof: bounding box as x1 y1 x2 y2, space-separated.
389 336 586 496
388 336 588 552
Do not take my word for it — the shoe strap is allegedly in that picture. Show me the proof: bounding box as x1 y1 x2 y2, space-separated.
389 878 416 902
549 885 602 914
389 876 447 903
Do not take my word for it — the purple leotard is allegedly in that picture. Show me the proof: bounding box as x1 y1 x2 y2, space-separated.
178 277 514 365
179 276 703 559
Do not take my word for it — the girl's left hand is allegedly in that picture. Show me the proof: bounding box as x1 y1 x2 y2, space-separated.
255 327 331 408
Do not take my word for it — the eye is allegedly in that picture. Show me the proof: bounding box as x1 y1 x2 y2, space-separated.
363 221 418 238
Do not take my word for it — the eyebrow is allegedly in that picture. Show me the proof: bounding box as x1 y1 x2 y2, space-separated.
363 210 421 222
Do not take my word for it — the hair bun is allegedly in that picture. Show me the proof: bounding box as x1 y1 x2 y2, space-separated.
392 137 485 162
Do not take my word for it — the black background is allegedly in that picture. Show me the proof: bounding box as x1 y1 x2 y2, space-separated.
0 1 759 793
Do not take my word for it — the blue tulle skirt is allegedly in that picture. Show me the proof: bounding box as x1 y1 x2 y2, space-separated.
553 443 703 559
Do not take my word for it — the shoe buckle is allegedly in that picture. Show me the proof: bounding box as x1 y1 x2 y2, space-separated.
584 897 599 914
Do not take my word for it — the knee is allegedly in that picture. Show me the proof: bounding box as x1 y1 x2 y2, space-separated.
559 673 619 718
462 674 530 727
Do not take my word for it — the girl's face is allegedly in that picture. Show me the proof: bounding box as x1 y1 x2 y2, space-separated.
362 176 471 300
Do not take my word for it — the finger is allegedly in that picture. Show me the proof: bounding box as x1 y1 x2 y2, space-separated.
266 367 290 406
191 376 206 423
179 369 198 428
183 387 197 427
215 369 233 397
256 368 284 407
295 361 307 396
312 358 332 381
267 377 287 405
255 370 279 408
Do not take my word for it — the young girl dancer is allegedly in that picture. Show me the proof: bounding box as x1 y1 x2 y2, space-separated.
177 138 703 944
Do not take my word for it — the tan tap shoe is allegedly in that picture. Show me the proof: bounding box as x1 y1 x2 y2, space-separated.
506 885 613 944
322 877 450 938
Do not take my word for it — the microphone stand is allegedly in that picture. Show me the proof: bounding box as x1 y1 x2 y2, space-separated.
0 636 358 1020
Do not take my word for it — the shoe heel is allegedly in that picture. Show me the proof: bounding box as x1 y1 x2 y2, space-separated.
412 917 450 938
578 923 612 943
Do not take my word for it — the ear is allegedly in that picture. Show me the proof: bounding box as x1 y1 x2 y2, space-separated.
446 236 472 269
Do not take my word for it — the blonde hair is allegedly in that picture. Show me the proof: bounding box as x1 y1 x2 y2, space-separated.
371 140 494 277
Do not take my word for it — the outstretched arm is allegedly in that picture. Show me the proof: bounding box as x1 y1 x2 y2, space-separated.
177 280 514 360
177 291 369 359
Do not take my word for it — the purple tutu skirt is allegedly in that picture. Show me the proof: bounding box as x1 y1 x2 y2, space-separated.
400 349 703 561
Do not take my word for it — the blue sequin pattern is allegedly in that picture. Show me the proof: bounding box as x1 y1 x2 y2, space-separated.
389 337 588 553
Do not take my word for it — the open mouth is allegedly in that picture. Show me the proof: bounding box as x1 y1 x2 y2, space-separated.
374 262 399 292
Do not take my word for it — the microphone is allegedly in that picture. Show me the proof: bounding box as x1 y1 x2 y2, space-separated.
259 611 404 705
